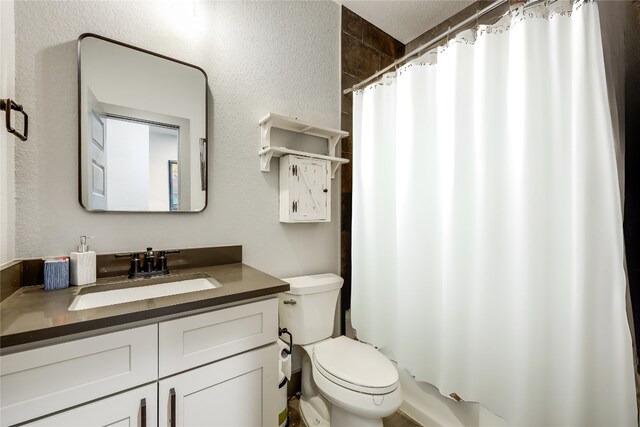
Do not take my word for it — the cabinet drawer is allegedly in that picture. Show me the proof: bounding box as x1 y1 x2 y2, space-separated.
23 383 157 427
0 324 157 427
159 298 278 377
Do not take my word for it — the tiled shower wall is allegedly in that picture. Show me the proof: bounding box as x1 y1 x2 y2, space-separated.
340 7 404 332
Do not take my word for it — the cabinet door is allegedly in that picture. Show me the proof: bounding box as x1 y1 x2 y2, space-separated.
292 157 330 222
280 155 330 223
23 383 157 427
159 343 278 427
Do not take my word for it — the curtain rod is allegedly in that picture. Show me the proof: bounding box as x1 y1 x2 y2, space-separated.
343 0 551 95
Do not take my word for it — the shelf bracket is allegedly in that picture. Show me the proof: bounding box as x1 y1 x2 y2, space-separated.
328 135 340 158
260 150 274 172
260 121 274 172
330 161 341 179
260 121 272 151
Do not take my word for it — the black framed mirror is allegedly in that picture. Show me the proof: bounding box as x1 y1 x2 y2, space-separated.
78 34 208 212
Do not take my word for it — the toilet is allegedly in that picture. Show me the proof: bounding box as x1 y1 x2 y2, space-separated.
279 273 402 427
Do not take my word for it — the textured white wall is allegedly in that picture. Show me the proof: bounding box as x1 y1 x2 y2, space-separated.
14 1 341 278
0 0 16 266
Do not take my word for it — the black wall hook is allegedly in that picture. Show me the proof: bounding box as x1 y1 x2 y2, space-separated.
0 98 28 141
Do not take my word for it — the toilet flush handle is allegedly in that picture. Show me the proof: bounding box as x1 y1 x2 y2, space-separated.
283 299 297 305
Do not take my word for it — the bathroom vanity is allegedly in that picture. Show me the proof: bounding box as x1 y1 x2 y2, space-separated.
0 262 288 427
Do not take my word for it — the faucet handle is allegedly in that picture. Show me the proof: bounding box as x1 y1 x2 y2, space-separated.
115 252 134 257
156 251 168 272
115 252 140 261
115 253 141 278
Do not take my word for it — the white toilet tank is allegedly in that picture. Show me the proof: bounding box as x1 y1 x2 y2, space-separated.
279 273 344 345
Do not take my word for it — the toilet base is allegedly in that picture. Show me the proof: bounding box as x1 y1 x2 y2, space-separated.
299 347 331 427
331 405 383 427
300 396 330 427
298 339 400 427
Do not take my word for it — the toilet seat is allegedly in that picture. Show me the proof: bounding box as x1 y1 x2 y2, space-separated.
312 336 399 395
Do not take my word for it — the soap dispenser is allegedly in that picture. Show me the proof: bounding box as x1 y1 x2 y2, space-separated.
70 236 96 286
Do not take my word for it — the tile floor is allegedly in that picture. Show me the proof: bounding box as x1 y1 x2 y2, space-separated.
287 396 421 427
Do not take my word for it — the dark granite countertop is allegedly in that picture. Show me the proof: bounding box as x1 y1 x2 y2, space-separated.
0 263 289 351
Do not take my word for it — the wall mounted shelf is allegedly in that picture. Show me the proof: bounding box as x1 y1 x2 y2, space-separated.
258 113 349 179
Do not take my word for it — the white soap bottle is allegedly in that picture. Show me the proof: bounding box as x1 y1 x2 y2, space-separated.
70 236 96 286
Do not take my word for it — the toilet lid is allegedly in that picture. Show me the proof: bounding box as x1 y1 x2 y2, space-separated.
313 336 399 394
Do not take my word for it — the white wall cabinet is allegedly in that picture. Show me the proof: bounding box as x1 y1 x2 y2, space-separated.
259 113 347 223
0 298 279 427
279 155 331 223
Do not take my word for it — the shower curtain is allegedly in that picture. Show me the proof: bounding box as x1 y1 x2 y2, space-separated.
351 1 636 425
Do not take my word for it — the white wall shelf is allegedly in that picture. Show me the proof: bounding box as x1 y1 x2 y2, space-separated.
258 113 349 179
259 146 349 178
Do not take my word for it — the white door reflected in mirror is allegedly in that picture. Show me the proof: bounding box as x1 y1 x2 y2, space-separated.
101 117 179 212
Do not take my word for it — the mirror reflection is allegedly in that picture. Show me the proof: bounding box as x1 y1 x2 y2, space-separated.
79 34 208 212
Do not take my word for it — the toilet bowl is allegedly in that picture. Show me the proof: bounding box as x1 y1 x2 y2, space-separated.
279 274 402 427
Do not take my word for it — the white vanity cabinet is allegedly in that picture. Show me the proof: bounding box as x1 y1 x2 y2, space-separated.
0 298 279 427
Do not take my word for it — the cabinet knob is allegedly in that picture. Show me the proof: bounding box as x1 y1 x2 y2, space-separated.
323 188 328 193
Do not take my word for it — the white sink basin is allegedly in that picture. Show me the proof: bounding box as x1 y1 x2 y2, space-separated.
68 277 220 311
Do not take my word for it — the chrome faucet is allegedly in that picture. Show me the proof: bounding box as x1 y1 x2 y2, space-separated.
116 248 180 279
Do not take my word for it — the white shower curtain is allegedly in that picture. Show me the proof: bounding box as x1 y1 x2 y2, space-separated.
351 1 637 426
